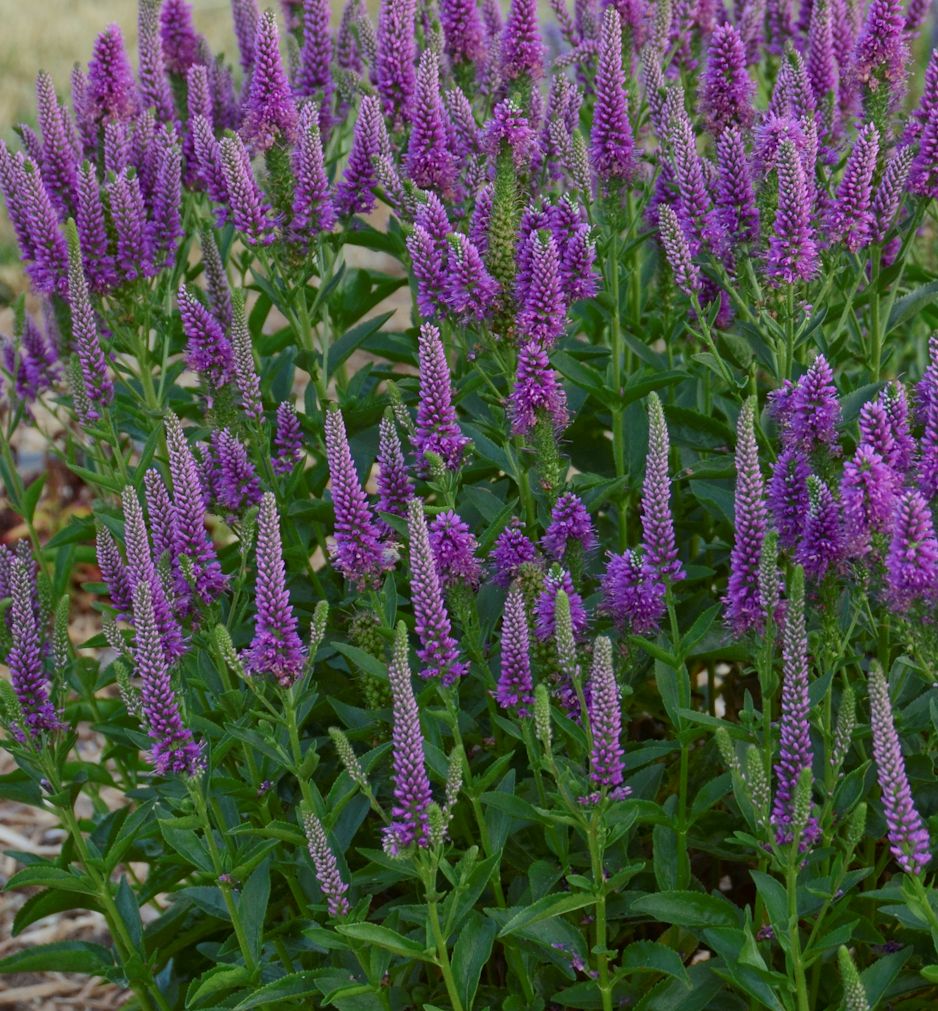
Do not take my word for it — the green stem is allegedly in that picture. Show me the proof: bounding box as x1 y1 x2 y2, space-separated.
608 230 628 551
587 819 613 1011
426 881 465 1011
869 247 882 381
786 861 810 1011
189 782 258 974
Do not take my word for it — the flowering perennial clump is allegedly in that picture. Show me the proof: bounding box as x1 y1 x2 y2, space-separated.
1 0 937 1007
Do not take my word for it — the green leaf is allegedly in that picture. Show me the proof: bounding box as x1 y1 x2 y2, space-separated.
21 474 46 524
331 642 388 681
620 370 687 408
6 865 98 895
886 280 938 334
239 857 271 962
859 947 911 1007
630 891 740 929
335 922 435 961
157 821 214 873
0 940 114 976
12 889 101 936
553 351 616 407
115 877 144 953
452 911 497 1009
497 892 595 938
328 311 395 372
617 941 689 984
232 971 327 1009
186 964 253 1008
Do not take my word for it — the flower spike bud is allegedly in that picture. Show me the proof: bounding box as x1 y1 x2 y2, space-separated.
303 812 350 916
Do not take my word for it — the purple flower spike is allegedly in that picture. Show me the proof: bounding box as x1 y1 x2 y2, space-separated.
827 123 878 253
178 282 234 390
242 493 305 686
588 637 624 788
726 399 767 637
886 490 938 611
324 408 394 589
22 162 68 296
160 0 201 76
702 23 755 135
658 203 700 297
789 354 840 453
65 221 113 420
384 622 433 853
375 0 418 128
273 402 304 475
148 128 184 268
641 393 684 583
107 170 153 283
600 550 666 634
909 95 938 200
138 0 175 122
295 0 334 118
921 400 938 501
334 95 387 216
242 9 298 152
880 384 915 473
491 520 539 587
796 476 843 581
209 429 263 515
376 415 413 531
440 0 485 67
872 145 913 244
716 127 759 245
232 0 261 72
542 493 596 561
501 0 544 82
88 24 138 126
766 140 818 285
414 323 468 474
122 485 187 664
164 414 229 606
0 145 36 264
806 0 837 110
303 813 350 916
219 135 276 244
407 224 448 320
407 499 467 684
131 581 202 777
192 116 229 217
517 232 567 348
842 445 895 554
291 102 336 239
868 664 932 875
97 527 133 619
231 295 263 422
406 50 456 196
663 88 715 256
428 510 481 590
6 557 61 738
510 342 568 437
768 448 811 551
591 8 635 186
535 568 587 641
496 586 535 715
35 71 78 216
852 0 907 102
144 469 180 583
770 567 819 849
444 234 499 322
